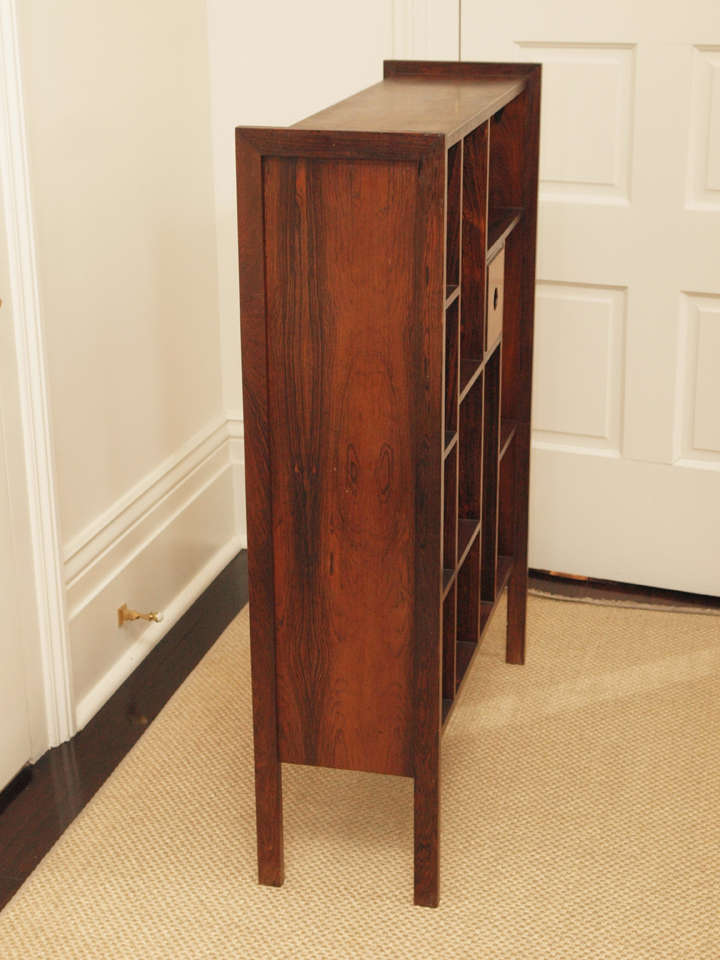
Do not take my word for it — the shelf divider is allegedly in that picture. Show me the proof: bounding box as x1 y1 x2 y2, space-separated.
499 419 517 460
445 284 460 308
459 358 483 401
486 206 522 261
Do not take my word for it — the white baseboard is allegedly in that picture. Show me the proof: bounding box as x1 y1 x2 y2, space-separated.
74 533 242 731
69 415 246 731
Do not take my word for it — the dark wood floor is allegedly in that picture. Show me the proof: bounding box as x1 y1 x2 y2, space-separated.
0 552 248 910
0 552 716 910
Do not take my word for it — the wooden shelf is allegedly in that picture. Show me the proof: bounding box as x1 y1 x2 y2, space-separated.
479 555 514 635
499 419 517 460
459 358 483 400
457 517 480 568
455 639 477 688
487 206 522 260
444 554 515 729
445 284 460 307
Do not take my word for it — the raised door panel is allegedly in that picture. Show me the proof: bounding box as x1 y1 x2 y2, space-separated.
462 3 720 594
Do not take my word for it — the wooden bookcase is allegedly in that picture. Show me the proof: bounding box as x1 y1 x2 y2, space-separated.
236 60 541 907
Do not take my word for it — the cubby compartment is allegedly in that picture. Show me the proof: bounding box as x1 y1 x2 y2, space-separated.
498 431 515 561
456 535 480 690
481 347 501 602
444 299 459 441
458 370 483 539
443 445 457 576
442 583 457 708
488 100 525 255
461 122 488 365
445 140 462 297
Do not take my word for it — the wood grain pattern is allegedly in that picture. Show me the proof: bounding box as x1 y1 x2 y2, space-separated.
489 95 526 213
446 141 462 288
384 59 539 82
458 371 484 521
444 299 459 437
411 144 444 908
236 131 285 886
263 155 420 777
443 444 458 572
442 583 457 701
499 430 516 559
456 536 480 650
461 122 489 362
498 68 541 665
481 347 501 601
294 77 524 146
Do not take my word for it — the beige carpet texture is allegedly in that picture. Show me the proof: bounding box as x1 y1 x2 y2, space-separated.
1 594 718 959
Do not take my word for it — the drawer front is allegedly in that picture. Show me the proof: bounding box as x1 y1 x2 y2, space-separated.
486 247 504 349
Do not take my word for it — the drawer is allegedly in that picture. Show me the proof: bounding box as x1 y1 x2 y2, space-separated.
486 247 504 349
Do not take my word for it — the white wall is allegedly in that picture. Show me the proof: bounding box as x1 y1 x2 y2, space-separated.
19 1 223 541
16 0 242 730
6 0 454 741
0 181 46 761
206 0 394 419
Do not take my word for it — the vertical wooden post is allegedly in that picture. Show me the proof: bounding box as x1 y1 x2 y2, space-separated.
506 418 530 665
412 142 445 907
236 131 284 886
497 66 541 666
413 765 440 907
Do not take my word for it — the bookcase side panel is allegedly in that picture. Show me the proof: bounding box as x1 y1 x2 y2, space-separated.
263 155 422 778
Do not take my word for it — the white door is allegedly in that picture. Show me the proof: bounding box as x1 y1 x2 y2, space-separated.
461 2 720 595
0 168 32 789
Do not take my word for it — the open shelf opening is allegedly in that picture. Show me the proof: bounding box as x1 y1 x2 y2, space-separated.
499 427 515 560
481 347 500 602
443 445 457 573
479 555 514 637
461 121 488 365
446 140 462 295
456 535 480 690
487 208 522 260
488 97 525 239
444 299 459 438
442 583 457 703
458 369 483 525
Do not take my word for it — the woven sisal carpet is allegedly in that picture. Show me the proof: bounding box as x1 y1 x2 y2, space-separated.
1 595 718 959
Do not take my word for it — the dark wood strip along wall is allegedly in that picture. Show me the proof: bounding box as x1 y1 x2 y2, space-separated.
0 553 248 910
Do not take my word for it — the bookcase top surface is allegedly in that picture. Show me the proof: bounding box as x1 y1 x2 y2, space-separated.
293 76 525 143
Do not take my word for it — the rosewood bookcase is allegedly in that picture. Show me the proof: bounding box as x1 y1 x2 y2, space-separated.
236 59 541 907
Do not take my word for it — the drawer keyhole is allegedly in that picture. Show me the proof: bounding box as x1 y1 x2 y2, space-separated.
493 286 499 310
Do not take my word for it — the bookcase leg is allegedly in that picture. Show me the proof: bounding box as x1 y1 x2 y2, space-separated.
254 755 284 887
506 573 527 665
413 775 440 907
506 420 530 665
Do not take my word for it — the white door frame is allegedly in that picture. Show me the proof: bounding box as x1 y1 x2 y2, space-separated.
0 0 74 753
392 0 459 61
